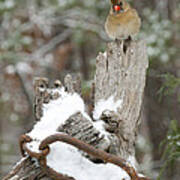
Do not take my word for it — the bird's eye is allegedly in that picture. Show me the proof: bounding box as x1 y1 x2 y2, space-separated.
119 2 123 6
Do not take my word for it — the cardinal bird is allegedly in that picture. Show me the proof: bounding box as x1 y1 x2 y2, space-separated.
105 0 141 41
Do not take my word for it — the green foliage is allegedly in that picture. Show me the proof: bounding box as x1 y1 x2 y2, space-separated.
157 73 180 101
158 120 180 179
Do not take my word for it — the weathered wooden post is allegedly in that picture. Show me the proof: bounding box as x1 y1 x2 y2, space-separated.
3 40 149 180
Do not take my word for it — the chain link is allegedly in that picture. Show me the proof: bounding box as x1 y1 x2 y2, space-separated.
19 134 150 180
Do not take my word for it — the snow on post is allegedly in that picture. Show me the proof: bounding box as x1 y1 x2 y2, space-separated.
3 40 149 180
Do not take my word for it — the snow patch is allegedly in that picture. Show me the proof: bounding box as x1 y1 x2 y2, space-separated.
177 141 180 146
16 62 33 74
5 65 16 74
28 88 86 140
93 120 108 136
14 157 27 168
9 175 19 180
138 173 146 178
103 51 107 58
46 141 130 180
127 155 137 169
93 96 123 120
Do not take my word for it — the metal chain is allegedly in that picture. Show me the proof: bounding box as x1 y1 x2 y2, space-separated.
19 134 150 180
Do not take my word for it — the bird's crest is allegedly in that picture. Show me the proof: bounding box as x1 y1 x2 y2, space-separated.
111 0 123 5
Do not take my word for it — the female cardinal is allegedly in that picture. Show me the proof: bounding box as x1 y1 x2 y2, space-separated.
105 0 141 40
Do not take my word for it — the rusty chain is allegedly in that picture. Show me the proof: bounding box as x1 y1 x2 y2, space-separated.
19 134 73 180
19 134 32 157
19 134 150 180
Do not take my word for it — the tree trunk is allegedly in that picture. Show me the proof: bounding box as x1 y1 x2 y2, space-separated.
3 40 148 180
95 41 148 159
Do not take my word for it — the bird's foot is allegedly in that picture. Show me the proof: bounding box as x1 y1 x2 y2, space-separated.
123 36 132 53
126 36 132 42
115 38 122 44
115 38 124 50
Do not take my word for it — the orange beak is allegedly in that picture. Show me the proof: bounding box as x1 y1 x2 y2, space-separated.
114 5 121 12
